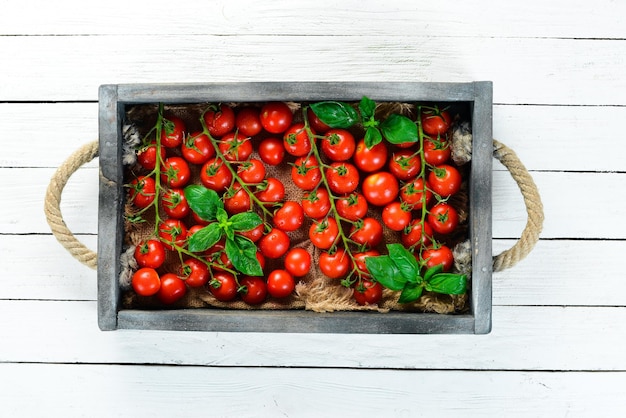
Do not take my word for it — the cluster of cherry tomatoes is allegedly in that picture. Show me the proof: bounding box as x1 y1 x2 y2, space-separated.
126 100 464 308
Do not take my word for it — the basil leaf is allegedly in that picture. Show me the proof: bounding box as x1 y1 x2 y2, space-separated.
364 126 383 149
398 282 424 304
230 212 263 232
188 223 222 253
424 264 444 282
184 185 223 221
380 114 418 145
216 207 229 224
310 101 358 129
387 243 420 283
427 273 467 295
359 96 376 120
225 235 263 276
364 255 406 291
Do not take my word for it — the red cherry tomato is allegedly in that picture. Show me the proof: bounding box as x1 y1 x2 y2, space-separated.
291 156 321 191
382 201 412 231
203 104 235 137
137 142 165 170
427 202 459 235
361 172 399 206
389 150 421 181
284 248 312 277
283 123 314 157
401 219 433 248
158 219 188 251
157 273 187 305
260 102 293 134
131 267 161 297
162 188 190 219
129 176 156 209
224 184 251 215
423 138 451 166
219 132 253 161
259 228 290 259
307 107 331 133
273 201 304 232
350 218 383 248
161 156 191 188
421 245 454 272
256 177 286 205
335 192 368 222
209 271 238 301
302 188 331 219
326 162 359 194
205 240 233 271
309 218 339 250
321 129 356 161
352 250 380 279
428 164 462 197
200 158 233 191
235 106 262 137
179 258 210 287
400 178 433 209
353 139 388 172
236 223 265 243
353 280 383 306
319 249 351 279
182 132 215 165
258 137 285 166
267 269 295 298
237 158 266 184
134 239 166 269
160 115 186 148
239 276 267 305
421 109 451 136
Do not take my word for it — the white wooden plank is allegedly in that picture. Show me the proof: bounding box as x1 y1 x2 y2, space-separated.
0 363 623 418
1 36 625 105
0 301 624 371
2 0 625 40
3 103 624 172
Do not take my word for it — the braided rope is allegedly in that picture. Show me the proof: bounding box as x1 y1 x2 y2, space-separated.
492 139 544 272
43 141 99 270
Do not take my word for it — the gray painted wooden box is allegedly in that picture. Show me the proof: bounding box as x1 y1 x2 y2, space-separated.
98 82 492 334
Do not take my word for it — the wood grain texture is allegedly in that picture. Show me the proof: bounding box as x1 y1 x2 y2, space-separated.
1 363 624 418
1 35 625 105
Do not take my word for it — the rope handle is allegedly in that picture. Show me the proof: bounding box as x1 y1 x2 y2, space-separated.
43 139 543 272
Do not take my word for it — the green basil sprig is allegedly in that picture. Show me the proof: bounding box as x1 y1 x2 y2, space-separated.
365 243 467 303
184 185 263 276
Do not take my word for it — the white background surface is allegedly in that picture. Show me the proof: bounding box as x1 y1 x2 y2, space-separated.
1 1 625 416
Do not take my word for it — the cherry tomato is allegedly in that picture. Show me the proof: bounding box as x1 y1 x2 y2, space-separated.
361 172 399 206
353 139 388 172
258 137 285 166
389 150 421 181
353 279 383 306
162 188 190 219
131 267 161 297
273 201 304 232
160 115 186 148
134 239 166 269
219 132 253 161
259 228 290 259
427 202 459 235
309 218 339 250
302 188 331 219
205 240 233 271
284 248 312 277
350 218 383 248
158 219 188 250
224 183 251 215
352 250 380 279
182 132 215 165
137 142 165 171
236 223 265 243
179 258 210 287
209 271 238 302
260 102 293 134
401 219 433 248
423 138 451 166
428 164 462 197
157 273 187 304
400 178 432 209
129 176 156 209
421 109 451 136
239 276 267 305
203 104 235 137
256 250 266 271
321 129 355 161
319 249 351 279
291 156 321 191
382 201 412 231
307 107 331 133
267 269 295 298
335 192 368 222
256 177 285 205
326 162 359 194
161 156 191 188
421 245 454 272
237 158 266 184
283 123 314 157
235 106 262 137
200 158 233 191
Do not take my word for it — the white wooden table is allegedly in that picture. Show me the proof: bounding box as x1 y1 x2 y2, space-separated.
1 1 625 416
